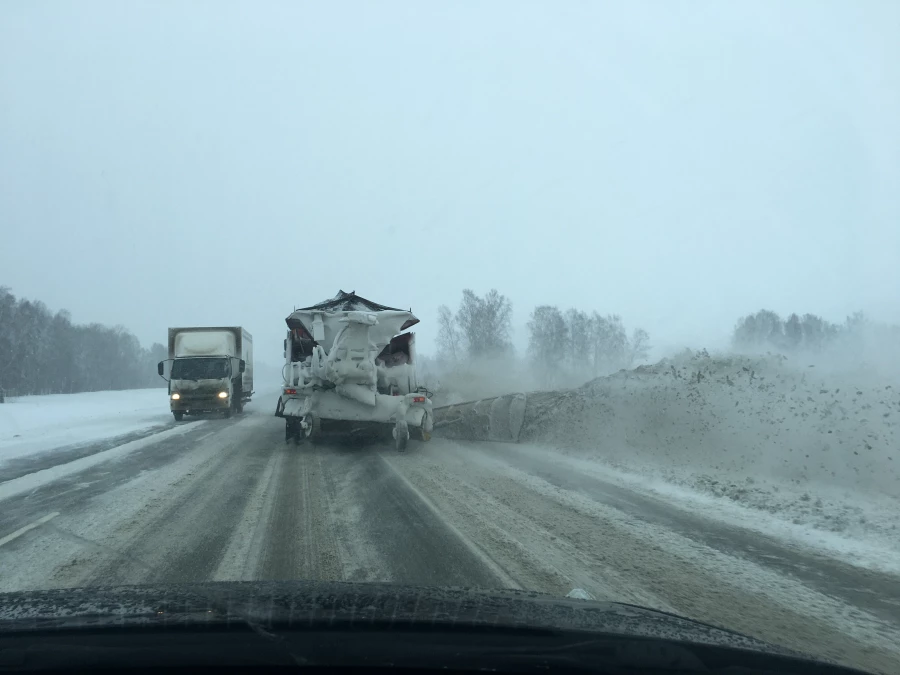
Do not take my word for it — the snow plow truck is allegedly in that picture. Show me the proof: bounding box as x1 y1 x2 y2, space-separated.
275 291 434 450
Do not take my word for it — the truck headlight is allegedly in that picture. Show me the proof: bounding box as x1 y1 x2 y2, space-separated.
218 391 229 399
171 393 180 400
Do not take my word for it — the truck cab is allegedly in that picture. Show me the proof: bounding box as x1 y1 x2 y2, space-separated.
157 327 253 421
161 355 244 420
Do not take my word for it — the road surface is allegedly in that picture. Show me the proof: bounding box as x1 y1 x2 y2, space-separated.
1 402 898 674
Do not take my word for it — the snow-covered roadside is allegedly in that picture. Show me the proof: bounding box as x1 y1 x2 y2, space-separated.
507 351 900 572
0 389 171 468
0 422 205 502
523 352 900 497
512 444 900 574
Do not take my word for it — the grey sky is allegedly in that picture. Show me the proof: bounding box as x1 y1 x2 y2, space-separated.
2 0 898 363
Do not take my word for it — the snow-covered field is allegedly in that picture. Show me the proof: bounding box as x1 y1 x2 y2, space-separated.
0 389 171 468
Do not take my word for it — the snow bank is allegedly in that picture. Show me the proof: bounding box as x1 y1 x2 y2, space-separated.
0 389 170 467
514 351 900 544
523 351 899 494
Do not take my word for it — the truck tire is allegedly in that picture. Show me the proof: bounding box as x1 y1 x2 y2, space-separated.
285 420 294 443
223 408 232 419
303 413 321 444
395 432 408 452
394 421 409 452
173 411 184 422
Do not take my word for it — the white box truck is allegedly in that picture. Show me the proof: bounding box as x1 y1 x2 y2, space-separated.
157 327 253 421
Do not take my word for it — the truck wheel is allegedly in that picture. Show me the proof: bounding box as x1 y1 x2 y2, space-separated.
285 420 294 443
394 421 409 452
223 408 232 419
303 414 321 444
173 411 184 422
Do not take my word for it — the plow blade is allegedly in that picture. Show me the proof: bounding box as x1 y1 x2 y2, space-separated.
432 393 527 443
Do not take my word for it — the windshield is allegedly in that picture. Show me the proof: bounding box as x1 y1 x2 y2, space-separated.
171 358 229 381
0 3 897 675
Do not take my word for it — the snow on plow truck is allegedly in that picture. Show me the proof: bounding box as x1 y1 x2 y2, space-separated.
275 291 433 450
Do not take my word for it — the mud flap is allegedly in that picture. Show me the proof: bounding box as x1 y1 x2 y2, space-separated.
393 420 409 452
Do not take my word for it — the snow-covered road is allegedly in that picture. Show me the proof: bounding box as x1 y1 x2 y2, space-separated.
0 401 898 674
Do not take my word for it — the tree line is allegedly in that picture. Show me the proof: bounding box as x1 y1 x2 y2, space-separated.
436 289 514 362
0 287 166 397
528 306 649 387
8 283 892 400
731 309 898 354
436 289 651 388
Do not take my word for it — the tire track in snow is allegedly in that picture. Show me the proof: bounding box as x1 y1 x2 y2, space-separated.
386 439 900 675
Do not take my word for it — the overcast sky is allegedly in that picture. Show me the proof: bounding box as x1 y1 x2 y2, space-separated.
2 0 898 364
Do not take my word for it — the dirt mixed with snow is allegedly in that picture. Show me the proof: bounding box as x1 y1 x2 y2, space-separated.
506 351 900 544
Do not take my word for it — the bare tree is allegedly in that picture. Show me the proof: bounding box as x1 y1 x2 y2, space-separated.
0 287 17 389
732 309 784 349
564 309 591 372
456 289 513 358
436 304 462 365
784 313 802 350
800 313 838 351
589 313 629 375
528 305 568 387
628 328 650 366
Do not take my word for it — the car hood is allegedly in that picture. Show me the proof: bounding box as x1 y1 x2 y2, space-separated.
0 580 796 657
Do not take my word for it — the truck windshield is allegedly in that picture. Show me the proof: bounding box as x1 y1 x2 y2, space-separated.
171 358 229 380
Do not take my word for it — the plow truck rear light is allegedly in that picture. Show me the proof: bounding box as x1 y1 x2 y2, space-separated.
412 396 426 403
284 388 297 395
